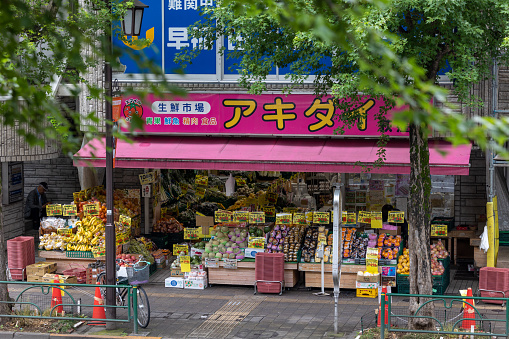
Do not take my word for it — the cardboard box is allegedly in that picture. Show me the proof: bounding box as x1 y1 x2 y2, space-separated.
356 273 380 283
86 267 105 284
42 274 78 288
184 278 207 289
26 262 57 276
245 248 265 259
165 277 184 288
196 216 214 227
157 261 167 269
27 275 43 283
170 268 185 277
356 281 379 289
385 227 401 236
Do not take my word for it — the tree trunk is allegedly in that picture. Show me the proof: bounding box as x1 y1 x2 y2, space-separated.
0 165 11 322
407 123 434 330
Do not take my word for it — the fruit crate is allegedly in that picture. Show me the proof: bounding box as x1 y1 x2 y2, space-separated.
356 288 377 298
397 273 449 295
66 250 94 258
431 217 455 231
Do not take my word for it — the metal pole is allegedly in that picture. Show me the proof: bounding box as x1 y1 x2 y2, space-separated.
380 293 385 339
332 183 343 334
104 0 116 328
133 286 138 334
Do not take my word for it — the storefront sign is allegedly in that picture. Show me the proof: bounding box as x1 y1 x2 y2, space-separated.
249 212 265 224
184 227 200 240
431 224 448 237
62 205 77 217
275 213 292 225
293 213 307 225
139 172 156 185
214 210 232 223
180 256 191 273
313 212 330 224
223 258 237 269
205 258 218 268
173 244 188 255
388 211 404 223
371 212 383 229
120 93 410 137
233 211 249 223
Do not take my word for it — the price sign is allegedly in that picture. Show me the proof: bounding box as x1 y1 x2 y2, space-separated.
119 215 132 228
233 211 250 223
195 186 206 199
275 213 292 225
366 247 379 274
83 202 100 216
248 237 265 249
388 211 405 223
195 175 208 187
431 224 448 237
342 211 348 223
62 204 77 217
205 258 219 268
283 207 299 214
358 211 371 224
249 212 265 224
370 211 383 228
139 171 156 185
215 210 232 223
180 255 191 272
223 258 238 269
313 212 330 224
346 212 357 224
173 244 188 255
184 227 200 240
306 211 314 223
235 177 247 186
180 183 188 194
46 204 62 216
293 213 307 225
267 192 278 204
73 192 80 203
262 205 275 217
318 233 327 246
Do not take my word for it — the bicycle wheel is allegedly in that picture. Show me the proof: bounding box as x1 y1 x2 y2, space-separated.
97 273 122 306
135 286 150 328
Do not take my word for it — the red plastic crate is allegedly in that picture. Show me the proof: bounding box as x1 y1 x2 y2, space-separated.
7 236 35 281
479 267 509 304
254 253 285 295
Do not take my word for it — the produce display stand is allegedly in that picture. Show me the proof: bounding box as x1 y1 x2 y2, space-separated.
38 250 104 274
208 259 299 288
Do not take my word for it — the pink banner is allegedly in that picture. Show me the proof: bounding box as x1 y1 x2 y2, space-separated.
119 93 409 137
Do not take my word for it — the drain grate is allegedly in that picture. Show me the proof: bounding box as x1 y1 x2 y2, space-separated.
188 297 265 338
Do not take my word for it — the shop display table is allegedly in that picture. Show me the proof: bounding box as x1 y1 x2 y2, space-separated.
433 229 477 265
207 260 299 288
39 250 104 274
298 263 368 289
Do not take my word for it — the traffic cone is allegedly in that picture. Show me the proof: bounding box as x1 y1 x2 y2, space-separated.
377 286 389 327
51 275 63 315
461 287 476 330
89 282 106 326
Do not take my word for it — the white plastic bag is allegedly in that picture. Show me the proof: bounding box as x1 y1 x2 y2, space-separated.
480 225 489 253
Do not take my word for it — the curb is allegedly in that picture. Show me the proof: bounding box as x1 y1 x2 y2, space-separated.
0 333 162 339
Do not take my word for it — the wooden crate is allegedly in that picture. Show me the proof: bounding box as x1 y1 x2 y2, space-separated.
299 263 382 289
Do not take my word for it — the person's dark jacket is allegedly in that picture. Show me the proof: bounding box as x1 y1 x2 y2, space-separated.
24 188 48 219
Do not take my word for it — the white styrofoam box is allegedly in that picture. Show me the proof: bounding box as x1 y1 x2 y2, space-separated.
184 278 207 289
117 267 128 278
244 248 265 259
165 277 184 288
356 281 379 289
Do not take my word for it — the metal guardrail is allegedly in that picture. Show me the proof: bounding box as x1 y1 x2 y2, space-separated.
380 293 509 338
0 280 140 334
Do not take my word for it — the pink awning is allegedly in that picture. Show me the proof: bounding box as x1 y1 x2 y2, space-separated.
74 136 472 175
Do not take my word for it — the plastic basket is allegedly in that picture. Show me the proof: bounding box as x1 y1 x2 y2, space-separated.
126 263 150 285
66 251 94 258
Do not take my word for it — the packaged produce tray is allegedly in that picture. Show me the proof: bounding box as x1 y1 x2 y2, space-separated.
66 250 94 258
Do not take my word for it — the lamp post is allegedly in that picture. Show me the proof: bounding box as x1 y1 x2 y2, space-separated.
104 0 148 328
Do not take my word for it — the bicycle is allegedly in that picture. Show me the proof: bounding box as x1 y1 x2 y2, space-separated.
97 259 151 328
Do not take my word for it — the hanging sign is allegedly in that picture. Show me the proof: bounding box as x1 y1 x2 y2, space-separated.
235 177 247 186
388 211 405 223
195 186 206 199
173 244 188 255
184 227 200 240
313 212 330 224
223 258 238 269
139 172 156 185
366 247 379 274
195 175 208 187
205 258 219 268
83 203 100 216
119 215 132 228
358 211 371 224
180 183 189 194
293 213 307 225
180 255 191 273
262 205 275 217
214 210 232 223
275 213 292 225
249 212 265 224
431 224 448 237
62 205 77 217
267 192 278 204
370 211 383 229
233 211 250 223
346 212 357 224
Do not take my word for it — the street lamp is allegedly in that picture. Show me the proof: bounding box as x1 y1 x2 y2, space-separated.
104 0 148 329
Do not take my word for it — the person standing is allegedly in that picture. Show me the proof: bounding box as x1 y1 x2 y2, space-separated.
24 182 49 230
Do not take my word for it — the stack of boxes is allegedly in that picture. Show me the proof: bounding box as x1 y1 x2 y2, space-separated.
26 262 57 282
86 262 105 284
165 268 208 289
356 272 380 298
42 273 78 286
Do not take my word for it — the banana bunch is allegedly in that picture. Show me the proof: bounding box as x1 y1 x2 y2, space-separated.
66 216 105 251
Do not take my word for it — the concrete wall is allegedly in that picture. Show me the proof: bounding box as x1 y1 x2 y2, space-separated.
3 202 25 239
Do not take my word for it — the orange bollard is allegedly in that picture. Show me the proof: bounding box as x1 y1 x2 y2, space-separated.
89 282 106 326
377 286 389 327
51 275 63 315
462 287 476 330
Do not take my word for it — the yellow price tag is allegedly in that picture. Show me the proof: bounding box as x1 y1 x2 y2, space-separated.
233 211 249 223
370 211 383 229
215 210 232 223
180 255 191 273
173 244 188 255
313 212 330 224
249 212 265 224
275 213 292 225
62 205 77 217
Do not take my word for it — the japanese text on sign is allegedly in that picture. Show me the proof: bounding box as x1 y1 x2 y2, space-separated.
233 211 249 223
173 244 188 255
195 175 208 187
83 203 100 216
139 172 156 185
204 258 218 268
388 211 405 223
223 258 237 269
215 210 232 223
431 224 448 237
313 212 330 224
346 212 357 224
262 206 275 217
275 213 292 225
46 204 62 216
293 213 307 225
366 247 379 274
249 212 265 224
371 212 383 229
248 237 265 249
62 205 77 217
358 211 371 224
184 227 200 240
180 255 191 273
119 215 132 228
